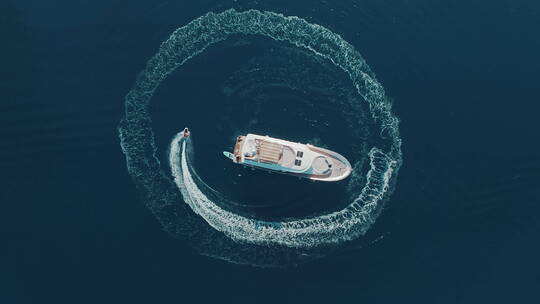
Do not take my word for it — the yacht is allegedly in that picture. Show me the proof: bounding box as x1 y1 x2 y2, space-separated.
223 134 352 182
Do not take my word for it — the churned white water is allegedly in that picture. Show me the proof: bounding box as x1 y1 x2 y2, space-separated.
120 9 402 249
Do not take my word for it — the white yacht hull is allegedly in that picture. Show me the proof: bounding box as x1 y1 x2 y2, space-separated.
224 134 352 182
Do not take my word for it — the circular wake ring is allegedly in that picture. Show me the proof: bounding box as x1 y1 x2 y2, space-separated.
120 9 402 249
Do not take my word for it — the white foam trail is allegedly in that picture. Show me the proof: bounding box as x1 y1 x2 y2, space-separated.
170 133 396 248
120 9 402 249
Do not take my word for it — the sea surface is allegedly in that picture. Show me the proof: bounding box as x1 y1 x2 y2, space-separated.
2 0 539 303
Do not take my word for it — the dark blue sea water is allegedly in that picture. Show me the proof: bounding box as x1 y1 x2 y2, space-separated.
2 0 539 303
